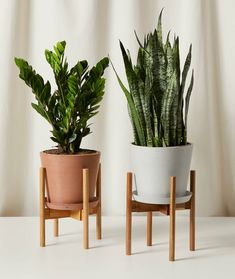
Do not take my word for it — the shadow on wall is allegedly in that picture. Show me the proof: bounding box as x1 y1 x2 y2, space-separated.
1 0 32 216
84 0 111 149
201 0 235 216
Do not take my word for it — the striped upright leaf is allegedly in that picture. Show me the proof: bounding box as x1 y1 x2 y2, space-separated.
115 11 194 147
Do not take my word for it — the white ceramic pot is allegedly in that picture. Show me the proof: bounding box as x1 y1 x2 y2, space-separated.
131 143 193 204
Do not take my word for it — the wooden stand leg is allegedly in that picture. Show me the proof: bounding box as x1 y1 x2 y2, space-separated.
147 212 152 246
40 168 46 247
96 164 102 240
78 210 83 221
190 170 196 251
83 168 89 249
126 172 132 255
169 176 176 261
54 219 59 237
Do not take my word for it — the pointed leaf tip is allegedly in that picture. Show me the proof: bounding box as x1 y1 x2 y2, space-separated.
158 8 164 22
134 30 144 49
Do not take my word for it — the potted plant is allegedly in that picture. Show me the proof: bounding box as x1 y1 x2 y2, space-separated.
15 41 109 206
113 11 194 204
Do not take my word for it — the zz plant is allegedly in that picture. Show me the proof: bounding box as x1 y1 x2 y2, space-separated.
15 41 109 153
113 11 194 147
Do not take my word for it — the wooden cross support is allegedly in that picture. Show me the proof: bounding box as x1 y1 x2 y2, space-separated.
40 164 102 249
126 170 196 261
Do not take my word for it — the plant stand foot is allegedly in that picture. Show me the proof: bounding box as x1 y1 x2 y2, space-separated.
83 168 89 249
147 212 152 246
190 170 196 251
96 164 102 240
169 177 176 261
54 219 59 237
126 172 132 255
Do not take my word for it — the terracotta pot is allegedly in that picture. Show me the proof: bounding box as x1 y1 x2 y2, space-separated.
40 150 100 204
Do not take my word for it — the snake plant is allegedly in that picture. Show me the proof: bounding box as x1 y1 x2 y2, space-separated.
15 41 109 153
113 11 194 147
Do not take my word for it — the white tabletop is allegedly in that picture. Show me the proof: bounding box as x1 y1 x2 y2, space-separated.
0 216 234 279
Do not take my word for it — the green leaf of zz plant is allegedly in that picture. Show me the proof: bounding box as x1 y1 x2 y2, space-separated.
114 10 194 147
15 41 109 153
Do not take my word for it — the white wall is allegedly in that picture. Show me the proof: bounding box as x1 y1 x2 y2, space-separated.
0 0 234 216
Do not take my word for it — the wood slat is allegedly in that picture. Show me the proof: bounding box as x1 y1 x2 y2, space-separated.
54 219 58 237
190 170 196 251
169 176 176 262
44 208 71 219
147 212 152 246
83 169 89 249
40 168 46 247
126 172 132 255
96 164 102 240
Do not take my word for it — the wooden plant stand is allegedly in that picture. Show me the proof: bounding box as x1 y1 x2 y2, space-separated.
126 170 196 261
40 164 102 249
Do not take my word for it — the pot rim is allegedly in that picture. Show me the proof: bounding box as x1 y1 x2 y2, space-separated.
40 149 100 157
131 142 193 150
